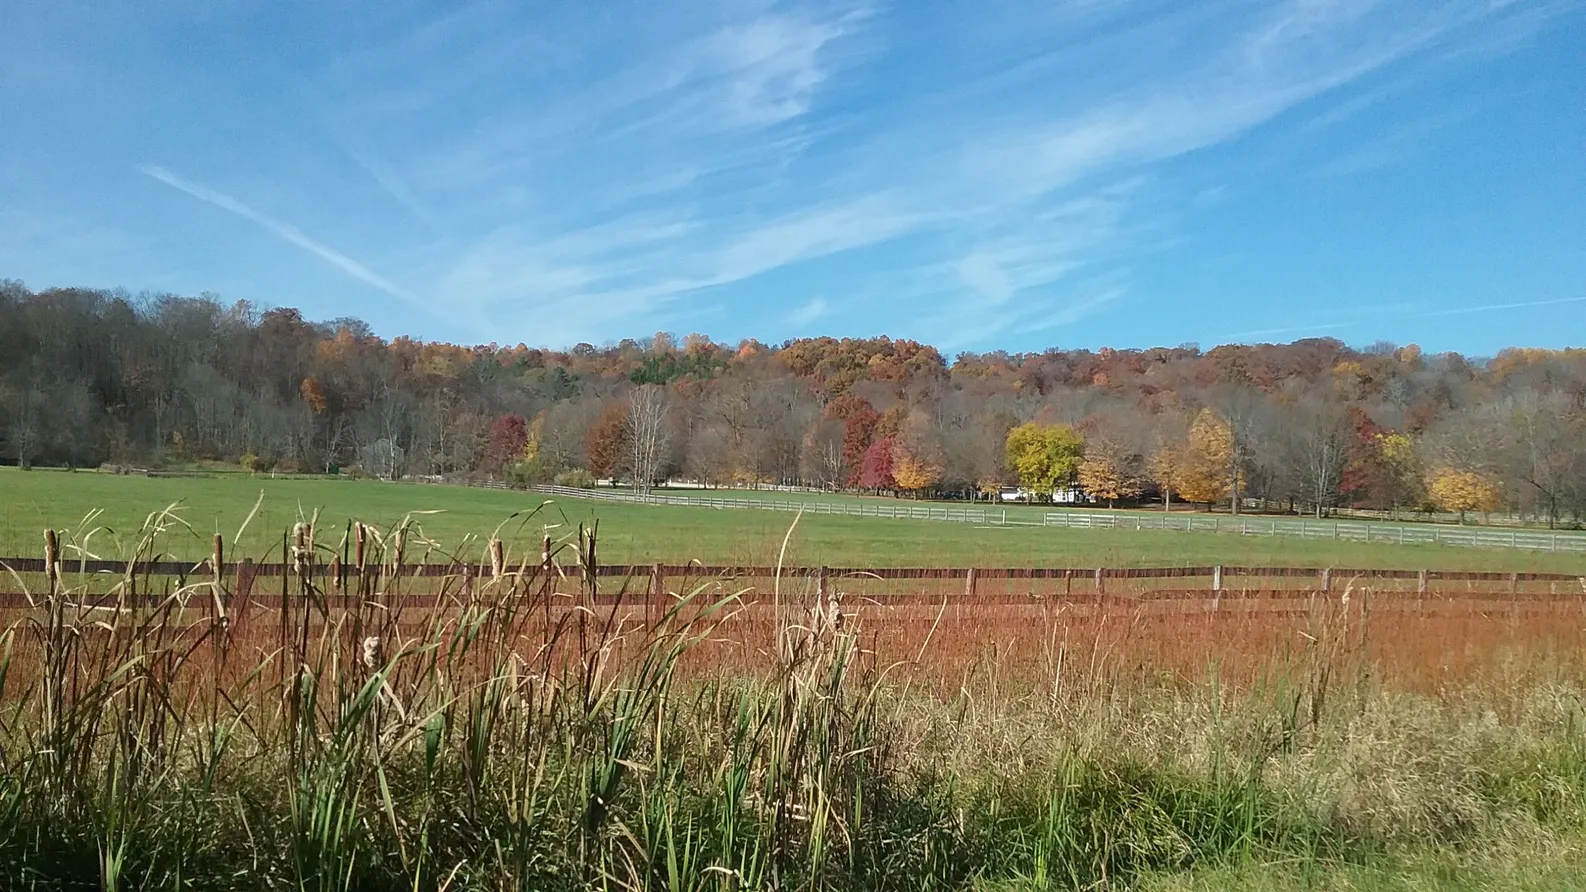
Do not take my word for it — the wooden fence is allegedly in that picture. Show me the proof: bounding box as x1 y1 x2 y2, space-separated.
4 554 1583 608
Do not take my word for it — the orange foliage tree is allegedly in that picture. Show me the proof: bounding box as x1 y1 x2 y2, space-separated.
584 403 629 481
1077 453 1140 508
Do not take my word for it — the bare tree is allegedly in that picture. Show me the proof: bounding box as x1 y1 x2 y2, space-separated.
627 384 669 495
1281 397 1351 518
683 424 732 487
3 380 43 468
800 417 846 489
1501 390 1583 528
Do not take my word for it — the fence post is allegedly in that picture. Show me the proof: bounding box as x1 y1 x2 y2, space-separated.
963 567 977 599
1417 569 1428 595
1320 567 1331 593
1212 565 1223 613
1509 572 1519 596
234 558 256 632
649 562 664 627
1094 567 1104 597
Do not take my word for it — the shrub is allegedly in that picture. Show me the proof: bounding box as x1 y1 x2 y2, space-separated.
553 467 596 489
506 454 564 487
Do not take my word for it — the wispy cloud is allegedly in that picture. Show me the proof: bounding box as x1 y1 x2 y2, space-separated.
788 297 829 326
121 0 1563 347
1311 105 1479 178
139 165 418 303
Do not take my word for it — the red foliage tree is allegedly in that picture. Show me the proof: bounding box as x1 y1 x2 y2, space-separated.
485 414 528 473
855 435 897 491
841 402 881 485
1339 407 1392 508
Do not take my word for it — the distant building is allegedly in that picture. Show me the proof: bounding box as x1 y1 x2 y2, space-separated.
998 486 1088 504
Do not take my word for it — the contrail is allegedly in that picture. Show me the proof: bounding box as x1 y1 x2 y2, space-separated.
139 164 418 302
1419 296 1586 317
1219 296 1586 343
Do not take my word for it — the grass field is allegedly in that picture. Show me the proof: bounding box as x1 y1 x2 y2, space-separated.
3 467 1584 573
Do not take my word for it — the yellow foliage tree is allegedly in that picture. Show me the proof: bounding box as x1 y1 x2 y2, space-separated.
1004 422 1085 497
522 412 545 464
1147 447 1186 511
1174 409 1236 509
892 415 946 495
1375 431 1423 512
891 444 944 494
1426 468 1503 523
1077 454 1140 508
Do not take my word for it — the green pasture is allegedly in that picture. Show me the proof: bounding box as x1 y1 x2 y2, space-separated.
1 467 1582 572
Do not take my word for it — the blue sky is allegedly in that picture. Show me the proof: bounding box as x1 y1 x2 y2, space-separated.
2 1 1582 354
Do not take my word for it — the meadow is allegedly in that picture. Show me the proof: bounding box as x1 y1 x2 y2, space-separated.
3 467 1584 574
1 506 1585 891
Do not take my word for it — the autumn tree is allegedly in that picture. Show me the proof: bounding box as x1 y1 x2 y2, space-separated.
1175 409 1235 510
840 402 881 486
1078 454 1141 507
891 415 945 496
1004 422 1084 499
1076 409 1145 508
1204 387 1261 515
856 435 897 491
1427 468 1503 523
584 403 629 482
484 414 528 474
1376 432 1424 515
1147 447 1187 512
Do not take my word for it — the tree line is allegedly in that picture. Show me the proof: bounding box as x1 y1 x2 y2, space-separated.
3 280 1585 526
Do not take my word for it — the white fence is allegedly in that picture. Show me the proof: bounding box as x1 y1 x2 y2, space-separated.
1036 512 1586 553
530 486 1002 524
526 486 1586 554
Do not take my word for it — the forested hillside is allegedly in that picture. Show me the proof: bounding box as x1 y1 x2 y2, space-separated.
3 280 1583 525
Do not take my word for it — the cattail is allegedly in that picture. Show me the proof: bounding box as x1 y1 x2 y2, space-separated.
291 523 312 576
489 536 505 581
361 636 382 669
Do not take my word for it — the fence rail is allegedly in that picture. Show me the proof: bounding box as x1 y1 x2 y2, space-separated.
527 486 1586 554
4 556 1580 598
